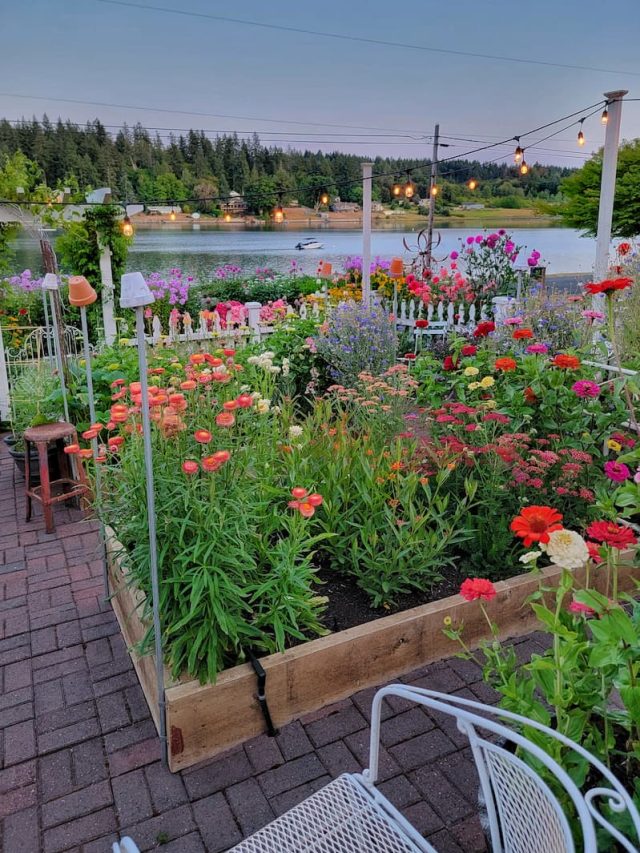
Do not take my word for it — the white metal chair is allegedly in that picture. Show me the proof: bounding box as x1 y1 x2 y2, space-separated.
229 685 640 853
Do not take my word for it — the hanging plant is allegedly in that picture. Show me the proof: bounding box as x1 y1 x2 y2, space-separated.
56 205 131 292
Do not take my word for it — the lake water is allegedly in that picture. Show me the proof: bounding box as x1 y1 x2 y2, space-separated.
13 224 597 280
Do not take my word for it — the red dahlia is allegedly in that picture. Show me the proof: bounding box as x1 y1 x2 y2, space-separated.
583 278 633 295
473 321 496 338
552 354 581 369
511 505 564 547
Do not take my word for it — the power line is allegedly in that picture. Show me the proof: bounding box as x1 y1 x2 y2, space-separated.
95 0 640 78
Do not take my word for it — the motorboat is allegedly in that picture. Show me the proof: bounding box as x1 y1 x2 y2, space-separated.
295 238 323 250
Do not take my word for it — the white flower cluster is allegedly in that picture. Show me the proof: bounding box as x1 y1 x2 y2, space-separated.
247 351 281 373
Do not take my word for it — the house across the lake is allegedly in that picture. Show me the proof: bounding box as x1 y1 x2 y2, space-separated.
221 191 248 216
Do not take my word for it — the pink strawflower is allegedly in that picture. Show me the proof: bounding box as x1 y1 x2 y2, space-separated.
526 343 548 354
568 600 596 618
504 316 523 326
572 380 600 399
604 461 631 482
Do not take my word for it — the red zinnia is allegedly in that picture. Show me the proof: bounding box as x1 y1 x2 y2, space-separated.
584 277 633 295
523 386 537 405
443 355 459 371
511 506 564 547
585 521 637 551
461 344 477 356
495 357 517 372
415 319 429 329
552 354 581 370
459 577 497 602
473 321 496 338
404 353 417 360
512 328 533 340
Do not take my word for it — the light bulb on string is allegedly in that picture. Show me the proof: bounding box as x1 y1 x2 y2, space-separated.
121 214 134 237
514 138 523 164
601 107 609 125
224 213 231 223
519 159 529 176
320 191 329 206
273 193 285 224
577 119 585 146
430 185 439 197
392 180 402 197
404 174 415 199
169 206 177 221
467 179 478 191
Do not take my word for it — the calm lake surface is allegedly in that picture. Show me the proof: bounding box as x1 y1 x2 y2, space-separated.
14 224 597 279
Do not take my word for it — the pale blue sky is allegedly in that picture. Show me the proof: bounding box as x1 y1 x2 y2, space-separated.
1 0 639 165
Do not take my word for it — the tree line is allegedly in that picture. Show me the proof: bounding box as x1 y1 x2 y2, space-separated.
0 116 575 214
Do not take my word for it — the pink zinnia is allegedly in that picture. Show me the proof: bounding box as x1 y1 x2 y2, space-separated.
526 343 548 354
604 461 630 482
572 380 600 399
504 316 523 326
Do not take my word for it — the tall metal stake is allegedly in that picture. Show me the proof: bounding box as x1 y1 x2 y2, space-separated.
425 123 440 271
134 304 168 765
361 162 373 305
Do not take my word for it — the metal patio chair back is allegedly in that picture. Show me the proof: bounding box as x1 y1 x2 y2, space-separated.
228 684 640 853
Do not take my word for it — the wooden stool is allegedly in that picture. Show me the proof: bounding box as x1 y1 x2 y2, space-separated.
24 422 91 534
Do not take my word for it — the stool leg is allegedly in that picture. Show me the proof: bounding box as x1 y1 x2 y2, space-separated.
37 440 54 534
25 438 32 522
57 439 71 492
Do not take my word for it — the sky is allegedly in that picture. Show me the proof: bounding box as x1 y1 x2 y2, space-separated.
1 0 640 167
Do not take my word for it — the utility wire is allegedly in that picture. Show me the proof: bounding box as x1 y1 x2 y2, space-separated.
95 0 640 78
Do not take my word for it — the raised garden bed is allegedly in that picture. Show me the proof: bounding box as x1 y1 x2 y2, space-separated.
106 532 638 773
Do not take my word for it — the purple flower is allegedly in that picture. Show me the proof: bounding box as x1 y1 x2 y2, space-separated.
450 250 458 260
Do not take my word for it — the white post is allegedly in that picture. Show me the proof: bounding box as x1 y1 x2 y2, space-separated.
0 324 10 422
246 301 262 342
594 90 628 282
99 244 118 345
361 162 373 304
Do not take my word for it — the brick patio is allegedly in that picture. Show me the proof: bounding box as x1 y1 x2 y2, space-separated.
0 440 549 852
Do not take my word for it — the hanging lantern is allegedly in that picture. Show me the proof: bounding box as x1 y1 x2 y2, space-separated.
320 191 330 206
169 207 177 221
392 181 402 197
467 179 478 191
514 138 523 164
520 159 529 176
224 213 232 222
577 120 585 146
273 205 285 224
121 214 134 237
430 185 439 197
404 180 415 199
601 108 609 125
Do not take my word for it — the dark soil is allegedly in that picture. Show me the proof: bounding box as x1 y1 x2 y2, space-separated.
317 566 465 634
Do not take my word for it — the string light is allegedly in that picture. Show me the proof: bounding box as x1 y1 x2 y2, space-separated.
404 173 415 199
467 179 478 190
121 214 134 237
519 158 529 176
514 137 523 164
319 191 330 205
601 107 609 125
430 185 439 197
224 212 231 222
273 192 285 223
392 180 402 197
169 206 176 221
577 119 585 146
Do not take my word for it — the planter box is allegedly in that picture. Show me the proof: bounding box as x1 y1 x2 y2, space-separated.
105 533 637 772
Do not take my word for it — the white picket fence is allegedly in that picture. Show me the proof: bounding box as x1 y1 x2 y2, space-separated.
382 297 492 337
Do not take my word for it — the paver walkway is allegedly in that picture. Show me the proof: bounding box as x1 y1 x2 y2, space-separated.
0 440 548 853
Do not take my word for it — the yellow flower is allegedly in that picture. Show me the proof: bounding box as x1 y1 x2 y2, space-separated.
480 375 495 389
607 439 622 452
480 399 497 409
107 363 121 370
468 381 480 390
463 366 479 377
443 616 452 627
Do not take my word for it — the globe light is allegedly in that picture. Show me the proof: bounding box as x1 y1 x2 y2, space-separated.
601 108 609 125
320 192 329 205
224 213 232 222
121 214 134 237
577 120 585 146
169 208 177 221
467 179 477 191
404 181 415 199
273 205 285 224
392 182 402 197
520 160 529 176
514 141 524 164
430 185 439 197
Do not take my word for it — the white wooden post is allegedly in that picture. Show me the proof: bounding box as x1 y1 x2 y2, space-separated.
361 162 373 305
0 323 11 422
99 244 118 345
594 90 628 282
246 302 262 342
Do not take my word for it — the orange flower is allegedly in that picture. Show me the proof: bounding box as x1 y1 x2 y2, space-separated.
216 412 235 428
180 380 197 391
523 386 538 405
552 354 580 369
201 455 222 472
77 448 93 459
236 394 253 408
212 450 231 465
206 356 224 367
64 443 80 455
82 429 98 441
223 400 238 411
111 390 126 401
291 487 308 499
512 328 533 340
510 506 563 547
495 357 517 372
90 422 104 432
298 502 315 518
189 353 206 365
148 367 166 375
194 429 212 444
390 461 403 471
110 378 126 388
129 381 141 394
95 454 107 464
223 348 236 357
307 493 323 507
168 393 187 412
109 436 125 448
182 460 199 475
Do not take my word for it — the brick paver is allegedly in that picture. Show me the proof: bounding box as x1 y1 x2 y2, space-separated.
0 438 543 852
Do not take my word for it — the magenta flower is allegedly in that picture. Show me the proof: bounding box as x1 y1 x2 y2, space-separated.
450 250 459 260
475 235 483 244
466 236 474 245
568 600 596 618
572 380 600 399
634 468 640 484
526 343 549 354
604 461 631 482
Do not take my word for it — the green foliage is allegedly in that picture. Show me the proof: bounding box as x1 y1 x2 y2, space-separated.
56 205 130 289
561 140 640 237
8 365 64 448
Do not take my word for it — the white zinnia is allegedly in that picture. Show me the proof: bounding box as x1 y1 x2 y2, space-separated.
543 529 589 570
519 550 542 565
256 398 271 414
289 425 303 438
